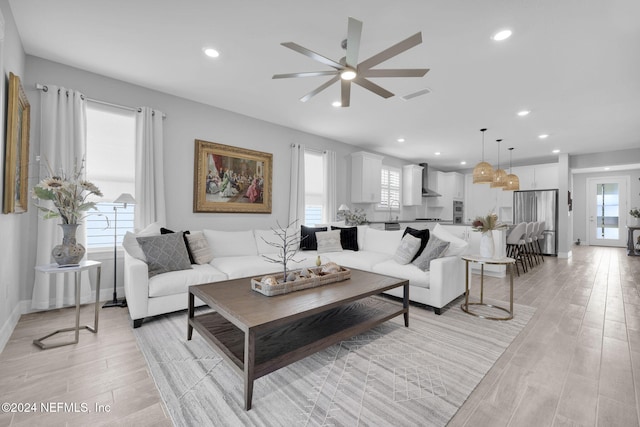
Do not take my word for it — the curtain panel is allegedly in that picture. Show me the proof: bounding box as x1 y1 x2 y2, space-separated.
32 86 92 309
288 144 305 225
322 150 337 223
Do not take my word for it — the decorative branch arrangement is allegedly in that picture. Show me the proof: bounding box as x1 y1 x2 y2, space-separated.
260 220 306 282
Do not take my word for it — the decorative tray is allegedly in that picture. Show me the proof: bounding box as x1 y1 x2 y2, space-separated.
251 266 351 297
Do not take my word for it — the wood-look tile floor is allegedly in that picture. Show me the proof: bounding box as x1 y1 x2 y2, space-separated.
1 245 638 426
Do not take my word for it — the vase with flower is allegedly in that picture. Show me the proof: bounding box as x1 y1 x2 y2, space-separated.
471 212 508 258
32 160 103 266
630 208 640 227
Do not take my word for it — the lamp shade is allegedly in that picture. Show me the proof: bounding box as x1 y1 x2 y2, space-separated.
472 128 494 184
114 193 136 208
338 204 350 211
504 173 520 191
490 168 508 188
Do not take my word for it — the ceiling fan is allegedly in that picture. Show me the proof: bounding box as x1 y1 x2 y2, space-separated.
273 17 429 107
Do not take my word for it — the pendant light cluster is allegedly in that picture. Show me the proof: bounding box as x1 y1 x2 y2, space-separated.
472 128 520 191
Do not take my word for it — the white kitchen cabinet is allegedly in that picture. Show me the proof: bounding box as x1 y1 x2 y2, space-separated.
512 163 558 190
402 164 423 206
429 171 464 220
351 151 383 203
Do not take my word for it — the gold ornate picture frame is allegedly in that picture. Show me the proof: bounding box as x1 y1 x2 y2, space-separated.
3 72 30 214
193 139 272 213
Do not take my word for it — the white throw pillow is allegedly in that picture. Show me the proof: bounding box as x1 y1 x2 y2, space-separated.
122 222 162 261
315 230 343 254
185 232 214 264
203 229 258 258
394 233 421 265
432 224 469 256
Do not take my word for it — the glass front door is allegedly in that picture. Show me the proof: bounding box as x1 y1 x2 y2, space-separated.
587 177 627 247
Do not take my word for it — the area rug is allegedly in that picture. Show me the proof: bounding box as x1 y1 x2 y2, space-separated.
134 297 535 427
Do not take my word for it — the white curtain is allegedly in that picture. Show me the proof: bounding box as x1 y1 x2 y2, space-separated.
289 144 305 225
32 86 92 309
135 107 166 230
322 150 337 222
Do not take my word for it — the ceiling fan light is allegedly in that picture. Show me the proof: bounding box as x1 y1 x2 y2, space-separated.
473 161 495 183
340 68 357 80
503 173 520 191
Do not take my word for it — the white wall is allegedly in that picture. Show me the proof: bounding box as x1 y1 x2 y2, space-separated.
0 0 31 352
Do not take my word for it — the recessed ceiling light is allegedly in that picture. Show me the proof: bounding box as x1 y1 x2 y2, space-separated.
203 47 220 58
460 161 467 165
397 138 405 143
604 167 611 171
538 134 549 139
434 152 441 156
492 29 512 41
517 110 530 117
332 101 342 107
552 149 560 154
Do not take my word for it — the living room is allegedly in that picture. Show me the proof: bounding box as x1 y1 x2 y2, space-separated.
1 1 640 426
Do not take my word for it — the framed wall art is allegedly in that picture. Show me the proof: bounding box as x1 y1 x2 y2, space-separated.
3 72 30 214
193 139 272 213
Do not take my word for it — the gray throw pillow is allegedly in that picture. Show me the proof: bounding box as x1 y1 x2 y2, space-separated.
394 233 421 265
412 235 450 271
136 232 192 277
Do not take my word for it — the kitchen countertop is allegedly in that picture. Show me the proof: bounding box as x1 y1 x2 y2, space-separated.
367 220 454 225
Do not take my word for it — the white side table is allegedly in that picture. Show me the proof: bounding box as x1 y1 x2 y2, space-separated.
33 260 102 349
461 255 515 321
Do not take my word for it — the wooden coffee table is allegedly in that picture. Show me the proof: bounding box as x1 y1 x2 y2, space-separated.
187 268 409 410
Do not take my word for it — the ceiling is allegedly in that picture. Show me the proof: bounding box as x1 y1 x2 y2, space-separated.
9 0 640 171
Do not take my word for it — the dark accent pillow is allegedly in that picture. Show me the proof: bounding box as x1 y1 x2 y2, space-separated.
331 226 359 251
403 227 430 261
161 227 195 264
300 226 327 250
136 233 193 278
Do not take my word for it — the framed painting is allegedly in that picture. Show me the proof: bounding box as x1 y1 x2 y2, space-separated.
193 139 272 213
3 72 30 214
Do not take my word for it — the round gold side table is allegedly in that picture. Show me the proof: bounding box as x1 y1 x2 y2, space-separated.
460 255 515 321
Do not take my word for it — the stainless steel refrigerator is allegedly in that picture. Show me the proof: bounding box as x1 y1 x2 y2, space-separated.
513 189 558 256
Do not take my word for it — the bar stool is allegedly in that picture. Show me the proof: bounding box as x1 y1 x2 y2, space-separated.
535 221 546 262
506 222 528 276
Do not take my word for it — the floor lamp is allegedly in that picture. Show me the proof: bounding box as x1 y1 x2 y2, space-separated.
103 193 136 308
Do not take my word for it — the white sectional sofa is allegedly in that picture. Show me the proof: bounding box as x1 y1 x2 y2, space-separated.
123 224 467 327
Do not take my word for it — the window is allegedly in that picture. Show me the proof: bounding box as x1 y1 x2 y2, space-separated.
378 166 401 210
304 150 324 226
85 102 136 249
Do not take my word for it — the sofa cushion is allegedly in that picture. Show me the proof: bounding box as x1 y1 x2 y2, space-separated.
316 230 343 254
403 227 430 261
210 255 284 280
203 229 258 258
185 232 214 264
148 264 227 297
122 222 162 262
161 227 195 264
394 233 422 265
412 235 450 271
137 233 193 278
362 228 404 256
331 226 359 251
300 225 327 250
372 260 431 289
254 228 299 255
327 250 390 271
432 224 469 257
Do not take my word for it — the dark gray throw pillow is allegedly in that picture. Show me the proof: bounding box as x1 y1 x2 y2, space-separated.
137 232 193 278
411 235 450 272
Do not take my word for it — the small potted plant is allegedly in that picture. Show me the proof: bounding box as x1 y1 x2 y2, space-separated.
630 207 640 226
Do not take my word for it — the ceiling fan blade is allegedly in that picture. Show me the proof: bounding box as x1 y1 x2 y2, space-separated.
358 32 423 71
361 68 429 78
353 77 395 99
281 42 343 69
345 17 363 68
300 75 340 102
273 71 339 79
341 79 351 107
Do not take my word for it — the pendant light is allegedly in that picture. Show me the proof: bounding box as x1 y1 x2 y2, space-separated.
472 128 494 184
490 139 508 188
504 147 520 191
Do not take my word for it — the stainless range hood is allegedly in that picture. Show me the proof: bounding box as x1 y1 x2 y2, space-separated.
419 163 441 197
